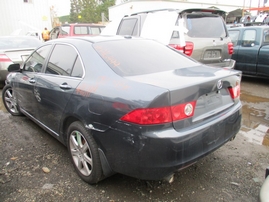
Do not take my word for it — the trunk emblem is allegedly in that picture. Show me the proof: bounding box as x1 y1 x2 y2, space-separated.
217 80 223 90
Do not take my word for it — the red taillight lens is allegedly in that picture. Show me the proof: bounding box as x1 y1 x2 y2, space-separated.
0 54 12 62
120 107 172 125
228 83 240 99
171 101 196 121
120 101 196 125
169 42 194 56
228 42 234 55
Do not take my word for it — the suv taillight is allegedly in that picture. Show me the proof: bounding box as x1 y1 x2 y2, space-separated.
169 42 194 56
228 42 234 55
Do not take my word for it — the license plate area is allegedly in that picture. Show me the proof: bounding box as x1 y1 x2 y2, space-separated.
204 91 221 107
204 50 221 60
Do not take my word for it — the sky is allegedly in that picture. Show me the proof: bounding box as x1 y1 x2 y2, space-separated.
49 0 268 16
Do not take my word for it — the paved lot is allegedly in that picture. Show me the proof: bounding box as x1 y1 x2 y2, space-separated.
0 77 269 202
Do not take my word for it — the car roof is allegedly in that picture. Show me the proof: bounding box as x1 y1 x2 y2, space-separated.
128 8 226 17
61 23 105 26
44 35 139 44
228 25 269 31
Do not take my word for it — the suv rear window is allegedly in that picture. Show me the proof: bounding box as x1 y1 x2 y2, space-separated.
93 39 198 76
183 14 227 38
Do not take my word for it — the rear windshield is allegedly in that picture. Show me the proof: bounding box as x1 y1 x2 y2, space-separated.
93 39 198 76
183 14 227 38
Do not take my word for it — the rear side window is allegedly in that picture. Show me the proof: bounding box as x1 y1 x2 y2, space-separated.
264 29 269 43
91 27 102 35
46 44 83 77
93 39 199 76
74 26 88 35
117 19 138 35
183 15 227 38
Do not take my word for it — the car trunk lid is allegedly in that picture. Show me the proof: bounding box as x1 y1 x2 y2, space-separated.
126 65 241 130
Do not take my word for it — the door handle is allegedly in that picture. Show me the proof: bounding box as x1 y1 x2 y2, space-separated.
29 78 36 83
60 82 72 90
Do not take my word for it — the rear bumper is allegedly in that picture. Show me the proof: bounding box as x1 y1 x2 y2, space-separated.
260 167 269 202
95 102 242 180
206 59 236 69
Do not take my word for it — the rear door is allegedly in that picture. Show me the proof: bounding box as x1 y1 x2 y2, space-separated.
34 44 83 135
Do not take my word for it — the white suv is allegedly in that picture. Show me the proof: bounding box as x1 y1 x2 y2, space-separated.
102 8 235 68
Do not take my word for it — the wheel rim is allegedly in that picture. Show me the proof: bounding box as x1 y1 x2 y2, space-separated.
69 130 93 176
4 87 20 114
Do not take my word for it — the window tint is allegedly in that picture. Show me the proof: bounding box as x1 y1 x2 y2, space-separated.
46 44 77 76
74 26 88 34
184 15 226 38
264 29 269 43
24 45 51 72
94 40 198 76
71 56 84 78
242 30 256 47
228 30 240 46
61 26 70 35
118 19 138 35
91 27 101 35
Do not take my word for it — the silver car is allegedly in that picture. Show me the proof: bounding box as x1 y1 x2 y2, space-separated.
0 36 42 87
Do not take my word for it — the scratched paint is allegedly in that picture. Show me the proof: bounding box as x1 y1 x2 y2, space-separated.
240 91 269 146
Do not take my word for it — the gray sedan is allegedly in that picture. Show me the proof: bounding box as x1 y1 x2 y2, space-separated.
2 36 242 184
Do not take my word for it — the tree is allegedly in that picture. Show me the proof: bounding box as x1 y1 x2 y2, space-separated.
70 0 115 23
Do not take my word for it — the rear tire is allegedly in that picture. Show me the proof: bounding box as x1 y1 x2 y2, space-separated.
67 121 103 184
2 84 22 116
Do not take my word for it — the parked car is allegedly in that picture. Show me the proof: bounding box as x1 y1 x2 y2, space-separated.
25 30 43 41
102 8 235 68
50 23 106 40
228 26 269 78
2 36 242 184
0 36 42 88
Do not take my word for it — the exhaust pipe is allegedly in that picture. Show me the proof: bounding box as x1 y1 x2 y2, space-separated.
164 174 175 184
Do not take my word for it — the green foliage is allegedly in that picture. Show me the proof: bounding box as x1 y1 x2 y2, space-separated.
70 0 115 23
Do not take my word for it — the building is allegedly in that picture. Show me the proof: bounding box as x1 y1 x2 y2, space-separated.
108 0 246 21
0 0 52 36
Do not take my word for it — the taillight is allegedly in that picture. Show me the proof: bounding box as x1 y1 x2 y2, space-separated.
228 42 234 55
169 42 194 56
228 82 240 99
0 54 12 62
120 101 196 125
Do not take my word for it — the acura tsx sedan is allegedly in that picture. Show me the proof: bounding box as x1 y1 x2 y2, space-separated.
2 36 242 184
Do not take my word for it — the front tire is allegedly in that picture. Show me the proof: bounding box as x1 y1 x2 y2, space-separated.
2 84 22 116
67 121 103 184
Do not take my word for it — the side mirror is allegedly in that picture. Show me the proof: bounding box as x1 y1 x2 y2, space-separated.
8 64 21 72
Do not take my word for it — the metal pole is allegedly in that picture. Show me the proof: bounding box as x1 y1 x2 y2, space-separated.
242 0 246 17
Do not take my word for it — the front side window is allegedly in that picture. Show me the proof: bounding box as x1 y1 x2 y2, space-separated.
24 45 52 73
242 29 256 47
46 44 78 76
